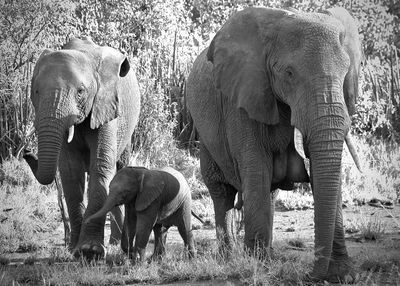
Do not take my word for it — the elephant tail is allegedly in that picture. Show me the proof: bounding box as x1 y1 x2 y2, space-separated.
191 210 205 224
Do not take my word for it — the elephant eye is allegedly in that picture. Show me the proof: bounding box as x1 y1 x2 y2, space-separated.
285 68 294 79
77 85 85 96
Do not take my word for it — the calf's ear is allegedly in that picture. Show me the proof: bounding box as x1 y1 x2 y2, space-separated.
135 171 165 212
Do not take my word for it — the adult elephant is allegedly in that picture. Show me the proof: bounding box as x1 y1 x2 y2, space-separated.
187 7 362 283
23 37 140 259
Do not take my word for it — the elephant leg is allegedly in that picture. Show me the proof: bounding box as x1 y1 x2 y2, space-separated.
134 205 159 262
76 124 118 259
241 154 274 257
110 145 132 245
200 144 236 255
152 224 169 260
116 144 131 171
176 200 196 258
58 148 86 251
121 205 136 255
109 206 123 245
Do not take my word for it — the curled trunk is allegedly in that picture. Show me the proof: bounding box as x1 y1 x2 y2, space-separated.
30 117 65 185
85 192 122 224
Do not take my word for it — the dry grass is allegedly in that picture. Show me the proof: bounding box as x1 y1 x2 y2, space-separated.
1 133 400 285
0 158 60 254
342 136 400 204
0 240 311 286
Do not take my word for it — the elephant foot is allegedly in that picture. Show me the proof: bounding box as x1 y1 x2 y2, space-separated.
73 240 105 261
326 258 359 284
149 253 163 263
307 258 359 284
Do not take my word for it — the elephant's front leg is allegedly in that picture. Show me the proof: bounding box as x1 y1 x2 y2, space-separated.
242 154 274 256
58 147 86 251
75 123 119 259
121 205 137 255
134 206 159 262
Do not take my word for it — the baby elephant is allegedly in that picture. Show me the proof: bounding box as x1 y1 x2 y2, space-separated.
85 166 195 261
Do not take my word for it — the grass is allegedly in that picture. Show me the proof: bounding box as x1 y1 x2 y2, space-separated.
0 157 60 254
0 240 311 286
1 132 400 285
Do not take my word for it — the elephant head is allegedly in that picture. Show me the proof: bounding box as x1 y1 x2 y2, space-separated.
26 37 131 185
205 7 362 279
85 167 165 223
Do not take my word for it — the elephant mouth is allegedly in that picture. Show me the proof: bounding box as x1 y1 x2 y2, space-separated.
294 128 362 172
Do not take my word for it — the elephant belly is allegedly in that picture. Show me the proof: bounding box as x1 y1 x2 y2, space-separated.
272 144 309 190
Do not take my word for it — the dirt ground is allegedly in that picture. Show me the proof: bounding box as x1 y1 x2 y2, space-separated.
2 203 400 285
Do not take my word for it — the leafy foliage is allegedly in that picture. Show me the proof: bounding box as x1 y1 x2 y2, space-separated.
0 0 399 163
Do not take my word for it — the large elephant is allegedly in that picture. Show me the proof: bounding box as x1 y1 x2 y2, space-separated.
186 7 362 282
23 37 140 259
85 166 196 261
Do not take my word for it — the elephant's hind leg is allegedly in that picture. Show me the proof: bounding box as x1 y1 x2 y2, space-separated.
175 201 196 258
200 144 237 255
152 224 169 260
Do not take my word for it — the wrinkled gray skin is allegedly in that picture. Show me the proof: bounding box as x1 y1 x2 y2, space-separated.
85 166 196 261
187 7 362 283
23 38 140 260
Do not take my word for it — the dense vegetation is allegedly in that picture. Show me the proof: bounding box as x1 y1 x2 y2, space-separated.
0 0 400 284
0 0 399 161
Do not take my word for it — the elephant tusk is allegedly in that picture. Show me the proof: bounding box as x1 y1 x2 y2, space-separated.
345 133 362 173
294 128 310 176
67 125 74 143
294 128 306 159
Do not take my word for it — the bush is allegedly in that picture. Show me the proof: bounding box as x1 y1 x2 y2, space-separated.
0 158 60 253
341 135 400 204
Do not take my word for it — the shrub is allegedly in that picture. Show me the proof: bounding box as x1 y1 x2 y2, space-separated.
0 158 59 254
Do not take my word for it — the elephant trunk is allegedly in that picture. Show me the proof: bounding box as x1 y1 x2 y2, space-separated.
33 117 65 185
85 190 123 224
305 96 349 278
26 88 78 185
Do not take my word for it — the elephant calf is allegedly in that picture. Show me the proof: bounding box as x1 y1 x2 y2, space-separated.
85 166 196 261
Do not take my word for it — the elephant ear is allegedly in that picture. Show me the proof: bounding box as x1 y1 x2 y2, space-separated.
325 7 363 116
31 49 53 108
63 37 131 129
89 46 131 129
207 8 287 125
135 171 165 212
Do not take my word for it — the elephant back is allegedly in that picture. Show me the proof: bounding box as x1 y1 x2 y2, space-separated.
157 167 191 222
